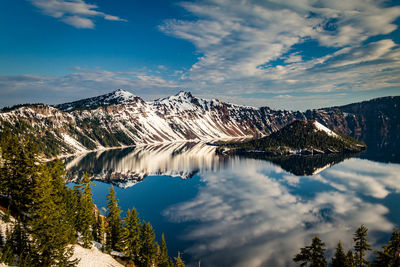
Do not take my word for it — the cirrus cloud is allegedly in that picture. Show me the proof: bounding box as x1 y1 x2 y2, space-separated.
160 0 400 109
0 68 178 107
29 0 127 29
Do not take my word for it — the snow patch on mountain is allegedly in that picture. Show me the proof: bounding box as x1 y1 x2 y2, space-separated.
56 89 141 111
313 121 338 137
0 89 308 157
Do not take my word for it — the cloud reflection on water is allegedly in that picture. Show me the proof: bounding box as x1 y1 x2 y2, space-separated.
164 158 399 266
65 143 400 266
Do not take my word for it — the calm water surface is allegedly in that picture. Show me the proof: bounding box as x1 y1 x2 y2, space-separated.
66 142 400 267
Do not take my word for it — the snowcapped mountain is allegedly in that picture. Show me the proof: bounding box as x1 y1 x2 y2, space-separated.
0 90 398 160
56 89 144 111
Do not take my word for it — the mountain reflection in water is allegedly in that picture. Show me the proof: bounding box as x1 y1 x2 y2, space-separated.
65 142 354 186
65 142 400 266
65 142 229 187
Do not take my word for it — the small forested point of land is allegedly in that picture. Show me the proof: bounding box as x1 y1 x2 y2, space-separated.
0 129 185 267
217 120 366 156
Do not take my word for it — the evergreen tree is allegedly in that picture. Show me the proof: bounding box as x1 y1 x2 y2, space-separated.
373 228 400 267
293 235 327 267
0 245 14 265
48 160 77 244
1 207 11 223
123 208 142 264
174 252 185 267
28 158 77 266
0 130 39 216
332 241 347 267
62 186 79 244
74 173 96 248
0 131 77 265
345 250 355 267
140 221 157 267
2 221 31 265
158 233 170 267
353 224 371 267
106 186 123 251
0 230 3 249
93 212 105 246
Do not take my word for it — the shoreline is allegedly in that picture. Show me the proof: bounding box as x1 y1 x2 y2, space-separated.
45 135 257 162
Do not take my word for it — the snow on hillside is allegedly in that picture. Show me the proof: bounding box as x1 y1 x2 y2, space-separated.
0 210 14 243
1 208 122 267
0 89 307 158
71 243 123 267
55 89 141 111
313 121 338 137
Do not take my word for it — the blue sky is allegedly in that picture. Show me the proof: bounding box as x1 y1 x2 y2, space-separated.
0 0 399 110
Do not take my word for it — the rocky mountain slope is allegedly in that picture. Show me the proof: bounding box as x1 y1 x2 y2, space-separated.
0 90 398 161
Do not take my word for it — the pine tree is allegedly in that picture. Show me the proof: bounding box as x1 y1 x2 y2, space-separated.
174 251 185 267
353 224 371 267
1 221 31 265
28 159 77 266
0 245 14 265
63 186 79 244
140 221 157 267
1 207 11 223
0 130 39 215
123 208 142 264
373 228 400 267
93 212 106 246
293 235 327 267
158 233 170 267
0 231 3 249
74 173 96 248
106 186 123 251
345 250 355 267
332 241 347 267
48 160 77 244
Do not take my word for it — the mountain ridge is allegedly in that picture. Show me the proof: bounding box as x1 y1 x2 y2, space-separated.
0 90 398 162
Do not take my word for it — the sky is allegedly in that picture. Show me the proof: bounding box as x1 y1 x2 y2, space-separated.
0 0 399 110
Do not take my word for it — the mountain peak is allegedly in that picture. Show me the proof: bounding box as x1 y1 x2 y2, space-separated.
108 89 137 101
56 89 141 111
112 88 135 96
176 91 193 98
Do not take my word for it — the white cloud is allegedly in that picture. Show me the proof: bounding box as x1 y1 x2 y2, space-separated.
160 0 400 108
163 158 395 266
0 68 178 106
317 158 400 198
30 0 127 29
61 15 94 28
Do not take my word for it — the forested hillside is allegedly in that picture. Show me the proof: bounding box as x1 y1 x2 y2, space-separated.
217 120 366 156
0 130 185 266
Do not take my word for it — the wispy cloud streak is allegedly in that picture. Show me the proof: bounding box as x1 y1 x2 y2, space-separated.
160 0 400 109
30 0 127 28
0 68 177 107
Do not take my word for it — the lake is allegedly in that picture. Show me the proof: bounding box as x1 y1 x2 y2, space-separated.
66 142 400 266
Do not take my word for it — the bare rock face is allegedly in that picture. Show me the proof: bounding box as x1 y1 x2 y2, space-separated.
0 90 398 161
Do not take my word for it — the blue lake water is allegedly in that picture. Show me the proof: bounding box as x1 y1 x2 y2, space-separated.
66 142 400 266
